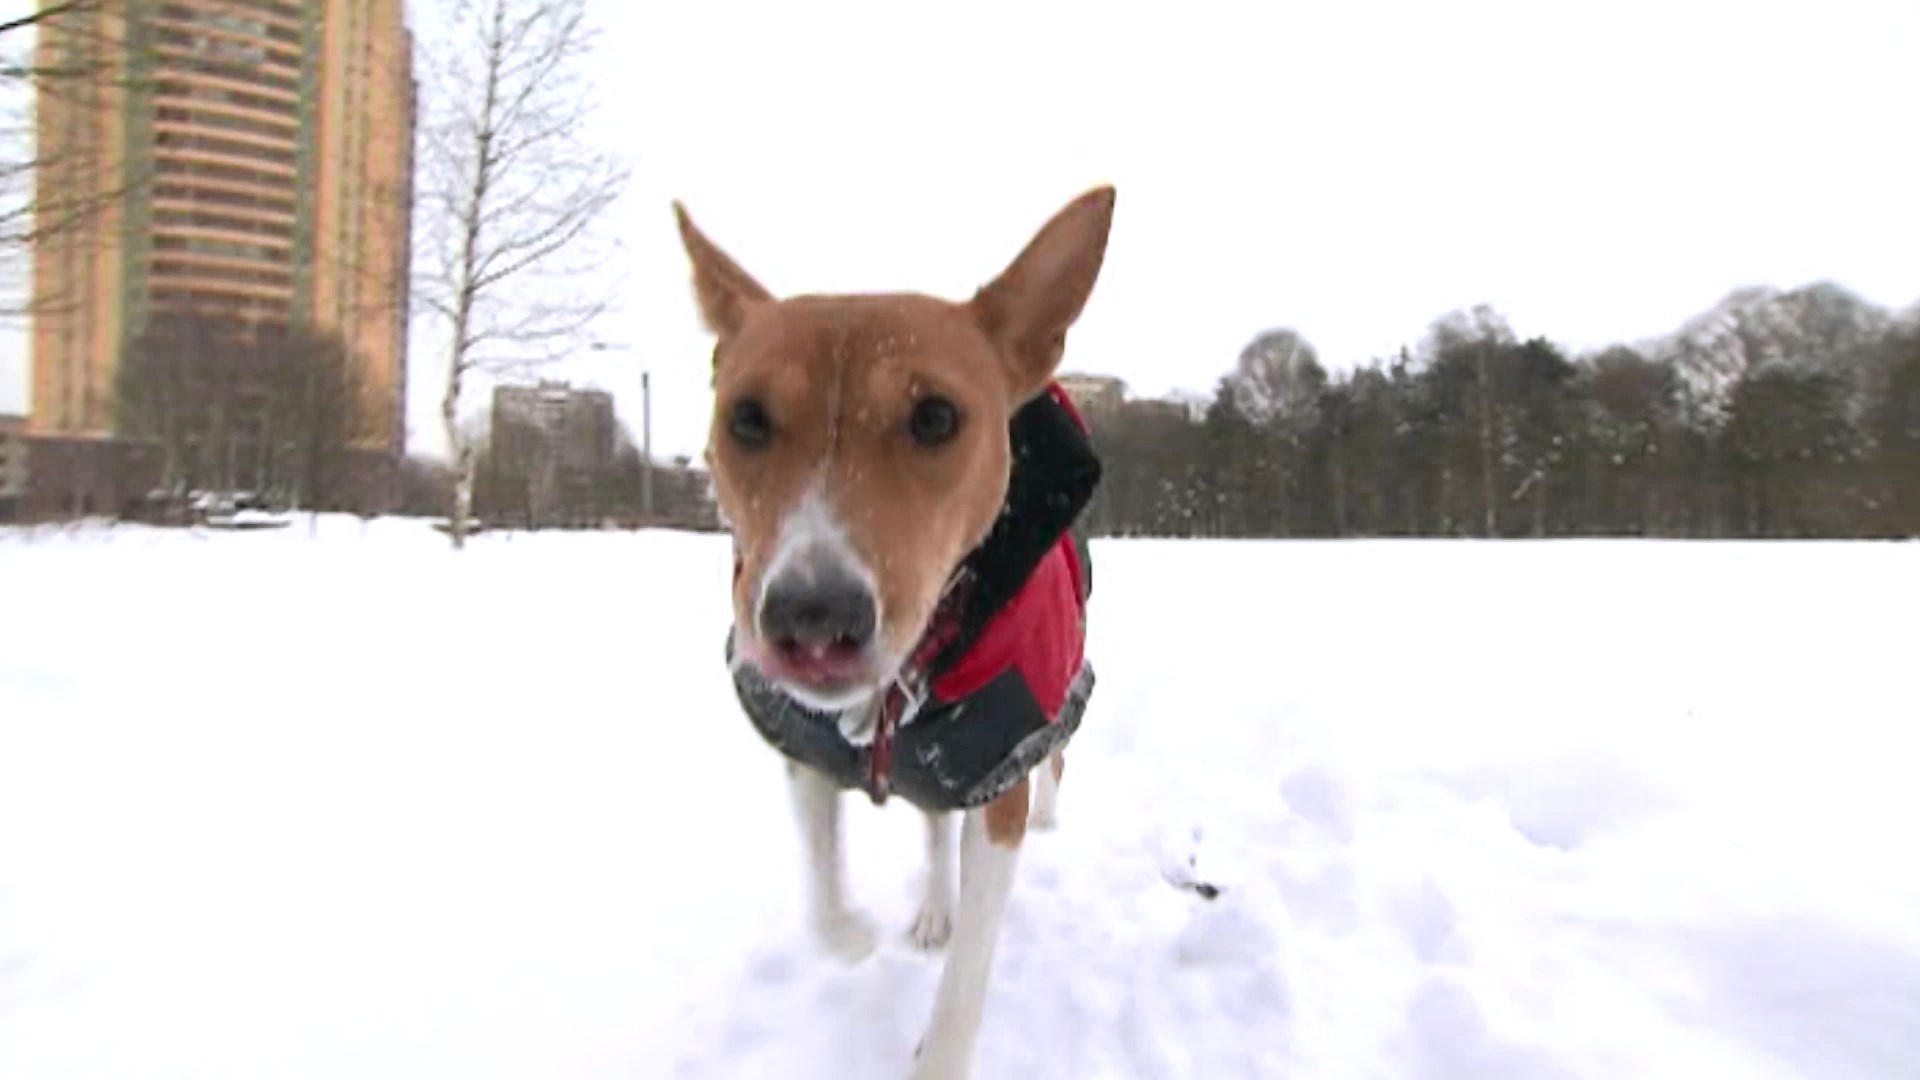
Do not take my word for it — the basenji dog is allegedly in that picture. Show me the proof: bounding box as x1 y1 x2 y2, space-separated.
674 187 1115 1079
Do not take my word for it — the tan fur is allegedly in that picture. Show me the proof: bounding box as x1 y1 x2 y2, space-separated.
982 779 1030 849
673 203 772 340
705 296 1019 661
678 188 1115 1080
677 189 1115 668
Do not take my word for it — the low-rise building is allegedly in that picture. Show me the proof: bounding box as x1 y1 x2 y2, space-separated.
1055 372 1127 423
0 415 26 521
22 434 164 521
485 381 619 528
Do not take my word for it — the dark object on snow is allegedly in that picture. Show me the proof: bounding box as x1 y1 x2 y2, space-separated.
726 383 1103 812
1159 866 1225 901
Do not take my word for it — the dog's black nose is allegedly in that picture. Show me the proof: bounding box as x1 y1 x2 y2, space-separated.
760 572 878 652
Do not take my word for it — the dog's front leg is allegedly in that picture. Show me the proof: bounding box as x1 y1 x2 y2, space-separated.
1029 751 1064 831
787 761 877 962
910 809 956 949
909 779 1028 1080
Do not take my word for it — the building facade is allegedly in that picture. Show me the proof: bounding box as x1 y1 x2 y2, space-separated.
484 381 618 528
1055 372 1127 424
491 382 616 476
0 415 26 520
29 1 414 496
20 435 165 521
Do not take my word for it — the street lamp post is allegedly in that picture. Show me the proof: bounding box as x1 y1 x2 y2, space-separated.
641 370 652 521
589 341 652 522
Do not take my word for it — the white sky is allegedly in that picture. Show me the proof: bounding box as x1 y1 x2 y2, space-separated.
4 0 1918 464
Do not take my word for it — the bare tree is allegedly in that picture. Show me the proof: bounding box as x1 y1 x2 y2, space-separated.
1 1 153 318
260 325 375 516
413 0 629 548
117 314 372 512
116 312 232 494
1225 329 1327 536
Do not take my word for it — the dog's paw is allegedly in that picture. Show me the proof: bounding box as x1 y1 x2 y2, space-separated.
908 896 953 951
814 908 879 964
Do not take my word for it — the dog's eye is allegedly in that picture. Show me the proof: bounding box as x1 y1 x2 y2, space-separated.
727 398 773 450
908 396 961 448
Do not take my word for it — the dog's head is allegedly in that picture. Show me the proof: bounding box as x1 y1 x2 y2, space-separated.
676 187 1115 712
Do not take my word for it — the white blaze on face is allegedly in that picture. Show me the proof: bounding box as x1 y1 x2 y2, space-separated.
754 481 877 628
751 480 888 717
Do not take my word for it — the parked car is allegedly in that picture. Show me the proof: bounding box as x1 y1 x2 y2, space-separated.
199 491 293 530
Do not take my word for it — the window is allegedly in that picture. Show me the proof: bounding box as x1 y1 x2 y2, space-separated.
155 130 297 167
149 286 292 319
152 208 294 239
154 80 297 118
153 234 289 263
150 258 293 288
156 106 295 142
152 182 296 216
156 1 301 44
154 156 293 192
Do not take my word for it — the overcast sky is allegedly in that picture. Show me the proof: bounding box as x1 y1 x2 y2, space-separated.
4 0 1917 463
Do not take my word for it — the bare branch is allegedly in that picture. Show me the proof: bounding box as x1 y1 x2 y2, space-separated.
0 2 98 40
0 0 157 319
414 0 630 547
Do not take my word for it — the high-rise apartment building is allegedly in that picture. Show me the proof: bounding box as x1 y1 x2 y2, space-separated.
29 0 414 469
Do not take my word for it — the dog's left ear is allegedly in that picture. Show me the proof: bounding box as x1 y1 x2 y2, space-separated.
970 186 1116 400
674 201 774 341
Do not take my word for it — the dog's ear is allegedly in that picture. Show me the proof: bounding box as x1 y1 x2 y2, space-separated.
970 186 1116 400
674 202 773 340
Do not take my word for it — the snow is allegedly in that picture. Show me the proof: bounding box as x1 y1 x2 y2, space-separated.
2 518 1917 1079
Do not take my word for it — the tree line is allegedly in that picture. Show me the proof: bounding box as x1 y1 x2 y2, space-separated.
1082 283 1920 539
465 412 717 530
115 312 373 511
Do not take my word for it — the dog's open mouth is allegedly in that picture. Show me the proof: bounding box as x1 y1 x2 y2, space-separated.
739 633 875 702
772 638 865 685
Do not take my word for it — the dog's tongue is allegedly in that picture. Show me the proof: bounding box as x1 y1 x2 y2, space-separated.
781 639 863 682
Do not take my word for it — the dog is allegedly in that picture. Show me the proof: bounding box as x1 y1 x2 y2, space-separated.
673 186 1114 1079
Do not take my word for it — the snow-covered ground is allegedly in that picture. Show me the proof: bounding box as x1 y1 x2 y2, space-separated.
2 518 1916 1079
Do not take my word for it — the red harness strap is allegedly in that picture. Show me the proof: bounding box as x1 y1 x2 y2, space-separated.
867 684 906 806
863 572 971 806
